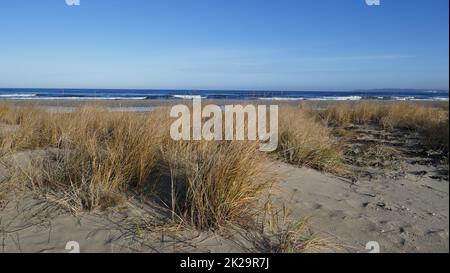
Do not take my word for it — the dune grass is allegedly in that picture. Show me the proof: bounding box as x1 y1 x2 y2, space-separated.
0 102 343 246
4 101 444 244
0 102 351 252
319 102 449 151
0 103 276 231
277 106 344 173
256 199 334 252
158 140 274 230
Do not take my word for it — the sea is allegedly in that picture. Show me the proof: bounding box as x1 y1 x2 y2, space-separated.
0 88 448 101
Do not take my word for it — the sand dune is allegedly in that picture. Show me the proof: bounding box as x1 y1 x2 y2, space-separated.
0 102 448 253
1 160 447 253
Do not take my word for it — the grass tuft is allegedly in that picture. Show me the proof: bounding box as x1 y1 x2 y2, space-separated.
1 104 274 231
320 102 449 152
277 106 344 173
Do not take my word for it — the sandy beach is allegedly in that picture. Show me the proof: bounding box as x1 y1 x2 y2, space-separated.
1 2 448 266
0 100 448 253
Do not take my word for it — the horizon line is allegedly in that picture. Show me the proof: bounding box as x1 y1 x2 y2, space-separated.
0 87 449 93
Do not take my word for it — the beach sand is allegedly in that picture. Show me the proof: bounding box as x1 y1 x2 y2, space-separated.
0 100 448 253
1 159 447 253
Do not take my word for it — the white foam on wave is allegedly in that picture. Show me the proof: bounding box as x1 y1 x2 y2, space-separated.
434 97 449 101
307 96 362 101
43 106 156 113
172 95 206 99
410 97 449 101
393 96 415 101
258 97 305 101
0 94 37 98
4 96 148 100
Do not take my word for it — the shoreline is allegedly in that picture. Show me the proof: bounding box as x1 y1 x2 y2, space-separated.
2 98 449 108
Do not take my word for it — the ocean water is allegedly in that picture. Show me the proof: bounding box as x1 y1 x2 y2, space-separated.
0 88 448 101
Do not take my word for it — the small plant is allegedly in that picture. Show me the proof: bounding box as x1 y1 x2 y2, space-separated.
321 102 449 152
245 198 334 253
277 106 344 173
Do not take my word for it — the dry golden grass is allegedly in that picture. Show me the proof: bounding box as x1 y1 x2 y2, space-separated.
3 107 167 212
158 140 274 230
320 102 449 151
257 199 334 253
0 104 275 231
277 106 344 173
0 178 13 208
0 102 346 251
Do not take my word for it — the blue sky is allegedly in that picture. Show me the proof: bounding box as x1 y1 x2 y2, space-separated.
0 0 448 91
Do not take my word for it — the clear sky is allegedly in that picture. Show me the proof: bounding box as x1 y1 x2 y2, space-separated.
0 0 448 91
